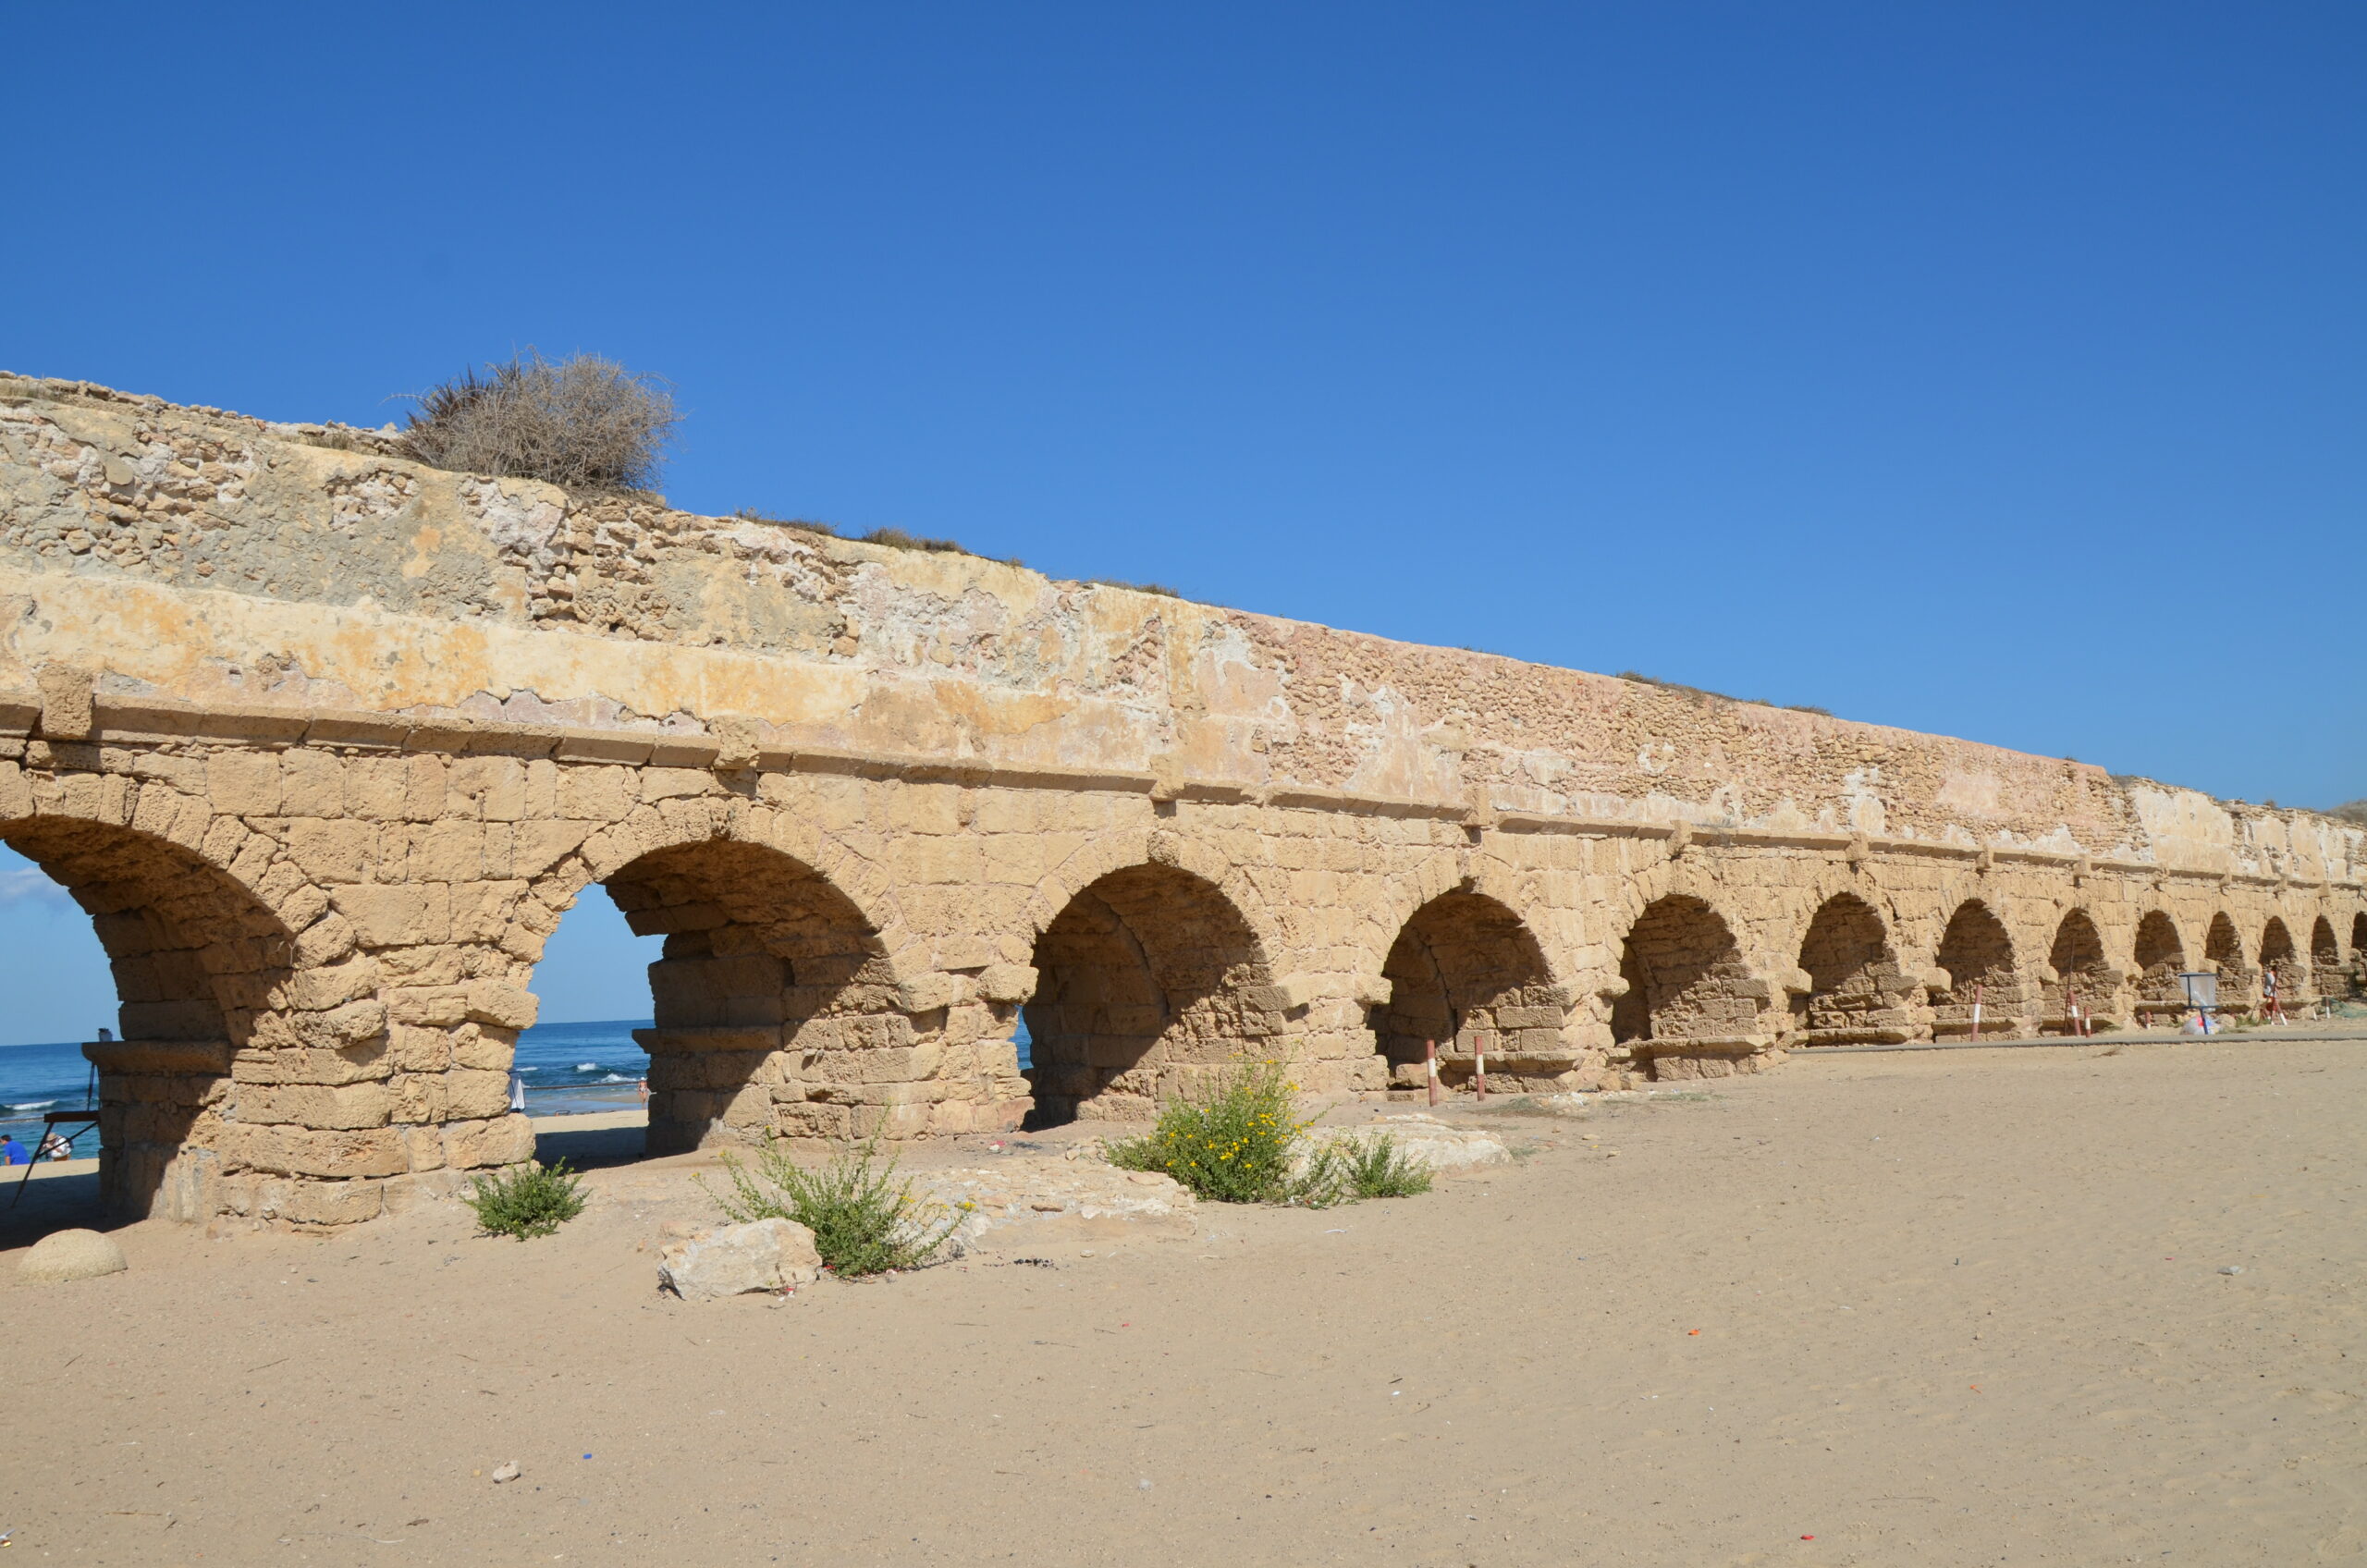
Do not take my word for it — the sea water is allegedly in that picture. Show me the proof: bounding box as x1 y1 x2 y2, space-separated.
0 1015 1036 1153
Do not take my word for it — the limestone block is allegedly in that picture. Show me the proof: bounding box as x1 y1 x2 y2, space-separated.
446 1069 512 1121
448 755 526 821
36 663 93 741
640 766 716 802
288 954 381 1011
558 766 638 822
285 818 376 883
452 1026 514 1071
659 1219 822 1300
294 999 386 1048
235 1081 391 1130
225 1122 408 1179
18 1228 127 1283
465 980 540 1031
206 751 280 815
331 884 450 947
443 1113 536 1170
256 1177 384 1227
895 973 964 1013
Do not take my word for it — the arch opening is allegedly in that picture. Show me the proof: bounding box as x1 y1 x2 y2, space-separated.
2309 917 2341 1003
2204 913 2254 1011
581 839 901 1154
1932 900 2022 1038
1022 864 1276 1126
1371 891 1559 1096
1611 895 1766 1080
2042 911 2116 1035
2131 912 2188 1019
2259 918 2301 1011
1790 893 1916 1046
0 817 292 1221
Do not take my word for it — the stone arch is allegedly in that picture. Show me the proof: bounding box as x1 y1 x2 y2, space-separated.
1370 890 1559 1095
0 813 294 1220
580 839 905 1152
2042 910 2116 1034
1609 895 1768 1080
523 802 921 990
1022 862 1280 1124
1932 900 2022 1037
2204 913 2254 1011
2309 916 2341 1002
2260 917 2301 1010
1024 828 1289 984
2131 911 2189 1018
1789 892 1917 1046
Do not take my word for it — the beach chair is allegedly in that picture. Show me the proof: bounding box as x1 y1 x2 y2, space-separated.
6 1109 99 1209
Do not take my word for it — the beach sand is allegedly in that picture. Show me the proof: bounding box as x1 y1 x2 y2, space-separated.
0 1035 2360 1565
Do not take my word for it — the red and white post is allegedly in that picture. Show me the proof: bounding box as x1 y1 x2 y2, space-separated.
1425 1037 1441 1107
1474 1031 1489 1100
1969 981 1983 1043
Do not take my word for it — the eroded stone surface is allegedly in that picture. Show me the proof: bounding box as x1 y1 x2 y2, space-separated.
0 372 2358 1227
916 1158 1198 1253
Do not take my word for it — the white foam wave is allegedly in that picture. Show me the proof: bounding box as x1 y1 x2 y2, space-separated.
7 1100 57 1111
597 1073 632 1084
575 1062 600 1072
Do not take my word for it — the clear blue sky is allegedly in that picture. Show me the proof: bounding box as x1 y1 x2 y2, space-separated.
0 4 2359 1043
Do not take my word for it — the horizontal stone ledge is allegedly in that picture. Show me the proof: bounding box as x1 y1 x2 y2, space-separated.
0 687 41 734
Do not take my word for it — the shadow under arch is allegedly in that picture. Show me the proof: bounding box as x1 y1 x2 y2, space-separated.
1790 892 1917 1046
2132 911 2188 1020
1370 889 1557 1096
0 815 292 1220
1932 900 2021 1038
1610 894 1765 1080
2309 916 2340 1000
584 839 901 1153
1022 862 1278 1126
2204 913 2254 1011
2043 909 2116 1035
2259 917 2301 1010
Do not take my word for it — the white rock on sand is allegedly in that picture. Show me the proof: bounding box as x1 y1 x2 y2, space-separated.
917 1158 1197 1253
17 1228 128 1283
1302 1115 1511 1174
658 1219 823 1300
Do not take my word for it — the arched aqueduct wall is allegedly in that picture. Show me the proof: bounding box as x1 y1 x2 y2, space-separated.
4 373 2361 1225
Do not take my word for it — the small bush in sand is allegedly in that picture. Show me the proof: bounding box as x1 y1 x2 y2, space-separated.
1294 1133 1434 1206
704 1139 958 1278
464 1160 586 1240
1109 1061 1315 1205
399 349 680 491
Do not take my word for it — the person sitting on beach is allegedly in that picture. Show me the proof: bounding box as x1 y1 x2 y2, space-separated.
0 1134 28 1166
39 1131 73 1161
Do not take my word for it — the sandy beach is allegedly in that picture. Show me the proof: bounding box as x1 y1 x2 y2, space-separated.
2 1035 2360 1566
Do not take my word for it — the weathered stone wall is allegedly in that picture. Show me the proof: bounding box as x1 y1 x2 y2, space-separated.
2 372 2360 1225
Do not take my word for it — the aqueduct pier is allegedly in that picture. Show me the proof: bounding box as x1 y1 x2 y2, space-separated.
2 373 2361 1225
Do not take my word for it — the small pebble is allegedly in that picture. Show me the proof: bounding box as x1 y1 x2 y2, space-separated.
490 1460 521 1483
2218 1265 2244 1276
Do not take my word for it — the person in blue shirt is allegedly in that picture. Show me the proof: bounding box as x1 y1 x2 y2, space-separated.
1 1134 28 1166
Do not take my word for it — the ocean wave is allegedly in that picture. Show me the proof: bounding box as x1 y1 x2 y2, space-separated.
597 1073 633 1084
519 1065 543 1073
7 1100 57 1111
575 1061 600 1072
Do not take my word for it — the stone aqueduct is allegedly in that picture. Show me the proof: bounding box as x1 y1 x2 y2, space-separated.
2 374 2361 1226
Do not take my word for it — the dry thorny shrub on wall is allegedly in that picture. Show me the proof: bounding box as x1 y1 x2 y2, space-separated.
399 350 681 492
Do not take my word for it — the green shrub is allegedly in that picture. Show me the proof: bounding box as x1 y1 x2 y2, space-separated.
703 1139 958 1277
1108 1061 1312 1204
1289 1133 1434 1207
464 1160 587 1240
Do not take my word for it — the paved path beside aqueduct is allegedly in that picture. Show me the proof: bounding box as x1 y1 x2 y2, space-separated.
2 373 2361 1227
